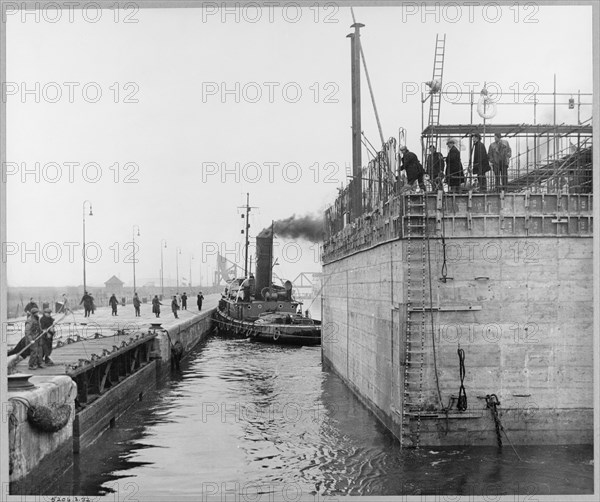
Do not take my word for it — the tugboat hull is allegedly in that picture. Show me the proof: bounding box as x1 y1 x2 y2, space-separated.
213 308 321 346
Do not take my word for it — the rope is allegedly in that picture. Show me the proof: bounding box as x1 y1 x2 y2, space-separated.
426 201 443 410
485 394 523 460
440 192 448 281
485 394 502 446
457 347 467 411
12 312 70 359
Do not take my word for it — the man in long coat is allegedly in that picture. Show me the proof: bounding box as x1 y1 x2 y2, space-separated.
399 146 426 192
109 294 119 316
488 132 512 192
471 133 491 192
80 291 93 317
425 144 445 192
445 138 464 193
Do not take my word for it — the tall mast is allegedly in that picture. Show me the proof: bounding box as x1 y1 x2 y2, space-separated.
269 220 274 287
243 192 250 277
347 21 364 221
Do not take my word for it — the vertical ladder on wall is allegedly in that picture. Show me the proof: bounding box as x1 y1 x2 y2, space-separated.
401 193 428 448
428 34 446 131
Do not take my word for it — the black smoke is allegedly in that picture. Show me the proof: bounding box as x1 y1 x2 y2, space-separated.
260 214 324 242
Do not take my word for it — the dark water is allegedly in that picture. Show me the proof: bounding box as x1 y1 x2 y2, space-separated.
50 335 593 499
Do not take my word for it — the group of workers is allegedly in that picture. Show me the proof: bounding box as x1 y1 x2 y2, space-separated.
7 298 58 370
399 132 512 193
151 292 204 319
9 290 207 370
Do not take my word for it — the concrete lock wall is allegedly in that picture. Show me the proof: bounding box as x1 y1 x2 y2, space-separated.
322 240 406 440
322 193 593 445
153 311 214 370
8 376 77 492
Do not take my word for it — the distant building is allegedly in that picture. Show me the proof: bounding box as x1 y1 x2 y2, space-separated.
104 275 125 293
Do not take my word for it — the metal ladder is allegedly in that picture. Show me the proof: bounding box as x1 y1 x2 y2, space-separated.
427 34 446 130
401 193 428 448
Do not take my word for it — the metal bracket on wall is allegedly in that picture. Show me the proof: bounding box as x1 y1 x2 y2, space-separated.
408 305 482 312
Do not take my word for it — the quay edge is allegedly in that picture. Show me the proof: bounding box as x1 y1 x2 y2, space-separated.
8 308 215 494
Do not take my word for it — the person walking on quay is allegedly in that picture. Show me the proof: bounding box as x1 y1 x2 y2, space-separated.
471 133 491 192
90 293 96 314
488 132 512 192
24 298 38 317
133 292 141 317
39 307 56 366
181 292 188 310
152 295 162 318
25 307 44 370
109 293 119 316
399 146 426 192
80 291 93 317
171 295 180 319
445 138 464 193
58 293 70 314
197 292 204 311
425 144 445 192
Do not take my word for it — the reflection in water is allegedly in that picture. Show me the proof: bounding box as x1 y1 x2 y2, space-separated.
50 335 593 498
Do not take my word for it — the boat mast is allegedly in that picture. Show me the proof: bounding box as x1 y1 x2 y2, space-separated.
243 193 250 277
269 220 274 287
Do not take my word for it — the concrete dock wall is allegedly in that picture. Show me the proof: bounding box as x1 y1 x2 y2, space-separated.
73 361 158 453
322 193 593 445
8 308 216 492
153 309 215 372
8 376 76 493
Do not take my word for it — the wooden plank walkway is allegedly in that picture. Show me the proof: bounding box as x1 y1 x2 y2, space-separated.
14 331 157 377
10 293 220 377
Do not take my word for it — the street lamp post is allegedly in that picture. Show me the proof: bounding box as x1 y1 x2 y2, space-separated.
190 254 194 289
176 247 181 290
82 200 93 293
132 225 140 293
160 239 167 296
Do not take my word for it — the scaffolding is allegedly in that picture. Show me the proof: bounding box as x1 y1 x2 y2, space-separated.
421 86 593 194
326 27 592 233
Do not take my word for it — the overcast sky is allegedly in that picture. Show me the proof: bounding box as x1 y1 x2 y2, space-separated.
4 2 593 287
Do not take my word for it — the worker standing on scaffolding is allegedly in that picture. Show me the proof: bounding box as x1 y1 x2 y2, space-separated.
399 146 426 192
488 132 512 192
425 144 445 192
471 133 490 192
445 138 464 193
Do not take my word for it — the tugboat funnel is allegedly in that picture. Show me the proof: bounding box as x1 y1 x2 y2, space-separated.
255 226 273 300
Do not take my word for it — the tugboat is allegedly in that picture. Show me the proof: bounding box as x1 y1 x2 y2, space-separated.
213 200 321 346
